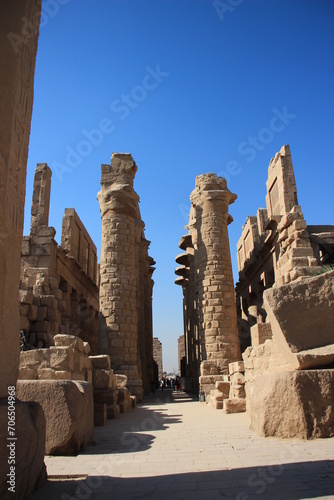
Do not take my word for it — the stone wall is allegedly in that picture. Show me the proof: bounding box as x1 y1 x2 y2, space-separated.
20 164 99 353
0 2 46 498
175 173 241 397
153 337 163 380
98 153 155 401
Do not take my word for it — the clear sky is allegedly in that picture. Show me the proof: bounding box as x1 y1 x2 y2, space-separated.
25 0 334 373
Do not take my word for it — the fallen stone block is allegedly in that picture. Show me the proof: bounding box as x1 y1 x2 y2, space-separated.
17 380 93 455
250 370 334 438
223 398 246 414
0 400 46 499
263 270 334 369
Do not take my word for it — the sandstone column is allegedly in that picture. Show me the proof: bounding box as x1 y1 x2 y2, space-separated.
97 153 143 400
190 174 241 395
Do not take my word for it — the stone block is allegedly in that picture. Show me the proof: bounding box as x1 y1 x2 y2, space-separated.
0 400 46 499
230 385 246 399
37 306 47 321
230 372 245 386
40 295 57 308
19 290 34 305
49 346 74 371
130 395 136 408
27 304 38 321
89 355 111 370
38 368 56 380
228 361 244 375
119 399 133 413
215 381 230 396
17 380 94 455
223 398 246 414
116 374 128 388
264 271 334 369
250 370 334 438
54 334 78 348
94 388 118 405
107 404 120 419
18 368 38 380
93 369 111 389
117 387 131 402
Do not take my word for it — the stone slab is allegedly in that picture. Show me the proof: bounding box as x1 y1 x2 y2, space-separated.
250 369 334 439
263 271 334 369
17 380 93 455
0 400 46 499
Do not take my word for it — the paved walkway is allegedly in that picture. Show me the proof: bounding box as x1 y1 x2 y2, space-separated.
30 389 334 499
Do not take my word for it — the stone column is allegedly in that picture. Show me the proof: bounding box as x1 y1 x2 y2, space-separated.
97 153 143 400
190 174 241 395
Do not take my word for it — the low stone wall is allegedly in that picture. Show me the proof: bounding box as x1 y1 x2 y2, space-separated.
19 334 92 383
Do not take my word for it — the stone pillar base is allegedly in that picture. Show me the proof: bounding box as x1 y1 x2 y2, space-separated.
0 399 46 499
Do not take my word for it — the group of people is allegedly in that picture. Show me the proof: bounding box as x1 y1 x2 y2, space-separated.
150 377 181 394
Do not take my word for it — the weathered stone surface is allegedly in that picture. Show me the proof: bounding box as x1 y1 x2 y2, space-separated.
263 270 334 369
17 380 93 455
228 361 244 375
116 374 128 388
107 404 120 419
93 369 114 389
90 354 111 370
0 400 46 499
224 398 246 414
250 370 334 439
94 388 118 405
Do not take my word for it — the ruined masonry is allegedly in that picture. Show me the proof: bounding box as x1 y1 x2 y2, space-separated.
20 163 99 354
153 337 163 381
98 153 155 402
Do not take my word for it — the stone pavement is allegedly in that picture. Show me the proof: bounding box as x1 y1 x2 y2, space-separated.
30 389 334 499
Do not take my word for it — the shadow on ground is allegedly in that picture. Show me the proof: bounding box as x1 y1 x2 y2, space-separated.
29 459 334 499
85 390 190 455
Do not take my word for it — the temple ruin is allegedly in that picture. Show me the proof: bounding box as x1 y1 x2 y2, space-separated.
175 144 334 434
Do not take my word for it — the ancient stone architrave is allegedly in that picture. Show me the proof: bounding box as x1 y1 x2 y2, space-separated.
0 2 47 497
20 164 99 353
176 173 241 397
97 153 155 401
153 337 163 380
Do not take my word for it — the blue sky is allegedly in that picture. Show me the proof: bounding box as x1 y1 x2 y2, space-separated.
25 0 334 373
